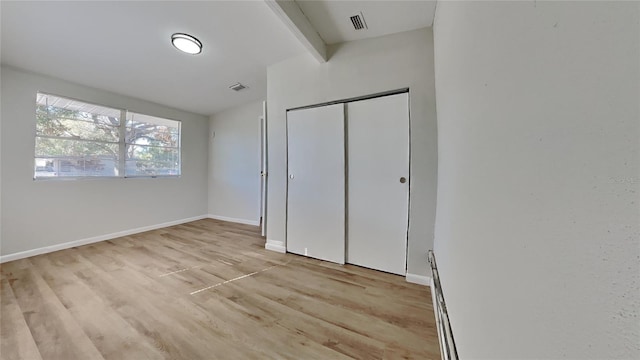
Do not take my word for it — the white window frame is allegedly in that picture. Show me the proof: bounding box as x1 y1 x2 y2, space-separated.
34 92 182 180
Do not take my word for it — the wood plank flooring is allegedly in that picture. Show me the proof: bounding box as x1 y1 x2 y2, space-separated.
0 219 439 359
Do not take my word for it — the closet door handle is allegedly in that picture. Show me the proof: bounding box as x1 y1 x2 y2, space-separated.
399 177 407 184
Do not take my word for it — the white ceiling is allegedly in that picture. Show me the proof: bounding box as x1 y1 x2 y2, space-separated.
296 0 437 45
0 1 305 115
1 1 437 116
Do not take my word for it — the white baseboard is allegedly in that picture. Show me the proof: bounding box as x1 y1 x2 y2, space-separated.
406 273 432 286
265 239 286 253
0 215 208 263
207 214 259 226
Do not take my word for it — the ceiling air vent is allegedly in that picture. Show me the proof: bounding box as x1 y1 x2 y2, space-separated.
229 83 247 92
350 12 368 31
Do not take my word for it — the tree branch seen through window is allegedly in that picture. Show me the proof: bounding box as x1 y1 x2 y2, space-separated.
34 93 181 179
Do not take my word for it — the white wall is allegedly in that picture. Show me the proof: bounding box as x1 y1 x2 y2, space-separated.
0 66 209 258
0 67 3 250
208 100 262 225
266 28 438 278
433 1 639 358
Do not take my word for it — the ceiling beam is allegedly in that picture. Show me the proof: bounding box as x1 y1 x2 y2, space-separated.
264 0 327 63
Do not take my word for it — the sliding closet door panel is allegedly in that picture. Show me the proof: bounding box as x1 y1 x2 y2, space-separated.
347 93 409 275
286 104 345 264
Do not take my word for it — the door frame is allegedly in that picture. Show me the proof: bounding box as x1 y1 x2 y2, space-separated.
260 101 268 237
287 88 409 112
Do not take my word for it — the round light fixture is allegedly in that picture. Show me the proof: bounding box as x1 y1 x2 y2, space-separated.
171 33 202 55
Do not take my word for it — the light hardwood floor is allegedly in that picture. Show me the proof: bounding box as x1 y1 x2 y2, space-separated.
0 219 439 359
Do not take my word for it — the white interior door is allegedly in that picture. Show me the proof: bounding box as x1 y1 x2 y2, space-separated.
260 101 267 237
287 104 345 264
346 93 409 275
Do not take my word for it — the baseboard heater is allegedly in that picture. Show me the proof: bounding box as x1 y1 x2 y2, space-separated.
428 250 459 360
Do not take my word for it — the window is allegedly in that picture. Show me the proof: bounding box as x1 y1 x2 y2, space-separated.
125 112 181 177
35 93 181 179
35 93 121 178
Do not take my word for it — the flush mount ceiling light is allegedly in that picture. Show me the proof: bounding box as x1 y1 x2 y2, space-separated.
171 33 202 55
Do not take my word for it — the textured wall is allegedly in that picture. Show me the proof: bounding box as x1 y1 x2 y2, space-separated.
433 1 640 358
208 100 263 224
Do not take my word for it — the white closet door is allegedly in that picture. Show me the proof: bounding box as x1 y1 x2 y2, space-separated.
347 93 409 275
287 104 345 264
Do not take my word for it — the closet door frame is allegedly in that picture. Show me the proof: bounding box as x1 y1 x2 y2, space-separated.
284 88 411 268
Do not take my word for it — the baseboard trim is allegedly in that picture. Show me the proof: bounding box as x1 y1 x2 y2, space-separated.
0 215 208 263
406 273 432 286
207 214 259 226
265 239 286 253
